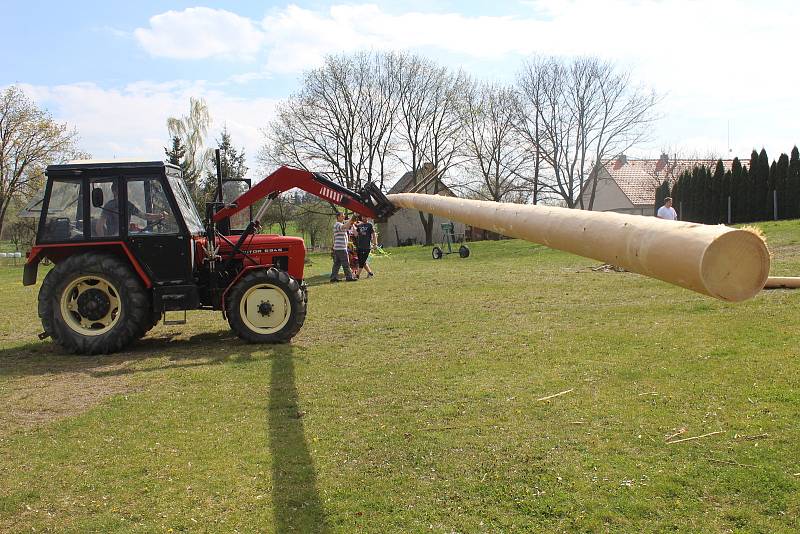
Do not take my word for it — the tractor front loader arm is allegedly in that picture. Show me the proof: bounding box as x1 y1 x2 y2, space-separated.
212 166 397 224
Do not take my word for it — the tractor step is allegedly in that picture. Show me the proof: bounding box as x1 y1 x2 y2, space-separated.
163 310 188 326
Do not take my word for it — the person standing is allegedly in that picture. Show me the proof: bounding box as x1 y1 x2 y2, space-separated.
354 215 377 278
657 197 678 220
330 212 358 282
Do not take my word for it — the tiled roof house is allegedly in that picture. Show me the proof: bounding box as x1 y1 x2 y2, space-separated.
582 154 742 216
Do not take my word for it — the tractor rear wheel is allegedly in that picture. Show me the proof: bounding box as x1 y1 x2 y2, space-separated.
226 268 306 344
38 253 151 354
144 310 162 333
459 245 470 258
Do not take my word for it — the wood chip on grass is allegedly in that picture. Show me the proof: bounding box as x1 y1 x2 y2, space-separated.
666 431 725 445
537 388 574 402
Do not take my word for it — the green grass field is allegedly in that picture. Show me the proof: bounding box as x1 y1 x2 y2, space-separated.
1 222 799 532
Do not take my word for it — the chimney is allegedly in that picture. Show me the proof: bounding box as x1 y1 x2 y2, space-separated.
612 154 627 170
655 153 669 172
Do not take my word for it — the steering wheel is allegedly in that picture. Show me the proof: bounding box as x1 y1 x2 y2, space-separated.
142 217 166 233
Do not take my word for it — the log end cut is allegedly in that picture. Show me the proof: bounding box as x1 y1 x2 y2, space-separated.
700 229 771 302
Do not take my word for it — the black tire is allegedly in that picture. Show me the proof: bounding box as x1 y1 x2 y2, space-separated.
226 268 307 344
432 246 443 260
38 253 151 355
144 310 162 334
459 245 470 258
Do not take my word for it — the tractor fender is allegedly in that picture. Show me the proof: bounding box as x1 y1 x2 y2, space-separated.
23 242 152 288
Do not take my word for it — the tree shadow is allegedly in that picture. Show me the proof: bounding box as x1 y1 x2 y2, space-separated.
268 346 330 532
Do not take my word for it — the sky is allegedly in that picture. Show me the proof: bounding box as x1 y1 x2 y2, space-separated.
3 0 799 180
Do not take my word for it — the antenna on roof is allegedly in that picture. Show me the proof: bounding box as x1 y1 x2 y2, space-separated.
727 121 732 154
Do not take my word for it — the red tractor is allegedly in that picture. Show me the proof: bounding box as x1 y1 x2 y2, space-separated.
22 158 396 354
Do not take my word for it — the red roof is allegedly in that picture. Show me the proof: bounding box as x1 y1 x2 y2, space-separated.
600 158 742 206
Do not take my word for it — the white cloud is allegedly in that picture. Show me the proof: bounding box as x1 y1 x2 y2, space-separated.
17 82 278 178
27 1 800 165
134 7 264 60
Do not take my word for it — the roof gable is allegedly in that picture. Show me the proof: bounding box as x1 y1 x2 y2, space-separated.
596 158 743 206
389 165 456 196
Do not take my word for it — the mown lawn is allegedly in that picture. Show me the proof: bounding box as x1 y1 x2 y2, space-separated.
1 221 799 533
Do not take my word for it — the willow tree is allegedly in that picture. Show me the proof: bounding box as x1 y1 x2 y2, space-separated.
167 97 212 203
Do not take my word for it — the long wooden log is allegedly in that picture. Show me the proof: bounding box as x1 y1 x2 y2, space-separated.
387 193 770 302
764 276 800 289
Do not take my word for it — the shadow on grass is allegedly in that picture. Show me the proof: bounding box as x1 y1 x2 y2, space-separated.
0 329 259 379
268 346 330 532
2 335 331 530
304 273 334 287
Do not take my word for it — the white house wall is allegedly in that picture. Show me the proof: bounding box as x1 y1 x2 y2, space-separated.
379 209 466 247
582 171 636 213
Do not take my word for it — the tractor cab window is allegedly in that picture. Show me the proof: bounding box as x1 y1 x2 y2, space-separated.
126 177 179 235
222 179 251 232
40 179 84 242
168 175 204 234
89 178 119 238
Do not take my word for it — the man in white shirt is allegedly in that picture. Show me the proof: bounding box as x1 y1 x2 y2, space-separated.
330 212 358 282
657 197 678 221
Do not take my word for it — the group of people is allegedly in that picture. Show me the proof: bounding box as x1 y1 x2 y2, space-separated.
330 212 378 282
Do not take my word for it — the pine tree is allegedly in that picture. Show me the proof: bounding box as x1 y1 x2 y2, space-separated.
710 159 724 224
742 165 751 222
205 127 249 204
722 169 732 224
654 180 670 215
165 135 184 164
775 153 789 220
692 166 705 222
696 166 706 223
756 149 770 220
731 158 744 223
672 175 683 219
788 147 800 219
679 170 691 221
769 161 777 220
746 150 759 221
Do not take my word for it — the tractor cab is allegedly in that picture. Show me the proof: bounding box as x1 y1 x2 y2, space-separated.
26 160 204 286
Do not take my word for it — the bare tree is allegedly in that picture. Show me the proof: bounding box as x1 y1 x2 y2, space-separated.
262 51 399 191
394 54 468 244
517 57 659 208
167 97 212 202
294 195 335 248
0 86 83 238
515 57 548 204
460 80 531 202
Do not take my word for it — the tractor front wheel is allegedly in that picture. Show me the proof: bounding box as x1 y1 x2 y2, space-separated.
226 268 306 344
38 253 151 354
432 246 443 260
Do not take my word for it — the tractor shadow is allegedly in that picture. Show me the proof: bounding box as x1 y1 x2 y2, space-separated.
267 347 330 532
0 330 252 380
0 335 330 531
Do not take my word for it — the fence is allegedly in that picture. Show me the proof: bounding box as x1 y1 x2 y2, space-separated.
0 252 23 266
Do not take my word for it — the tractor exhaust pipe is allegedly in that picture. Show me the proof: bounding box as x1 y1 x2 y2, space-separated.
387 194 770 302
